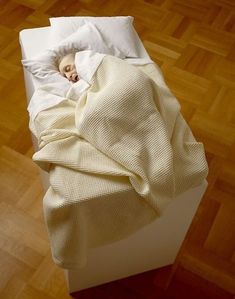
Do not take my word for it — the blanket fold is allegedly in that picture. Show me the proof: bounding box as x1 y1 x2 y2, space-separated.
75 56 207 211
30 56 208 269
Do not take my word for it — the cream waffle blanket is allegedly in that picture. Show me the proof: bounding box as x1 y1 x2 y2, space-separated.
30 56 208 269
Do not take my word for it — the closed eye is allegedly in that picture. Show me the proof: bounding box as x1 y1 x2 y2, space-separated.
64 65 71 72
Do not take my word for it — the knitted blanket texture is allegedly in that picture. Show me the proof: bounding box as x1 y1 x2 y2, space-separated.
30 56 208 269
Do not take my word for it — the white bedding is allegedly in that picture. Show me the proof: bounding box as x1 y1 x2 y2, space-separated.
20 19 208 269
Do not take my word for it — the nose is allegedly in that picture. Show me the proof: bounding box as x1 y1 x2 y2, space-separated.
66 71 73 81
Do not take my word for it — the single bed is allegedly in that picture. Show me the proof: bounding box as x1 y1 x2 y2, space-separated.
19 17 208 294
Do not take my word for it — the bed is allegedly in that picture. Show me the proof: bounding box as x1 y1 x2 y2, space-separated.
19 16 208 293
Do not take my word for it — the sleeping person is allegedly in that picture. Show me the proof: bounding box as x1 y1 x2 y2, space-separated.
58 52 79 83
57 50 105 85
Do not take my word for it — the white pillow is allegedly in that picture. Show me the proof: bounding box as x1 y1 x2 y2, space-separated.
51 22 124 59
50 16 139 58
22 23 124 84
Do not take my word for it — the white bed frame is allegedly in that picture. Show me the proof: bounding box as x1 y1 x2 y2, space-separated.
19 26 207 293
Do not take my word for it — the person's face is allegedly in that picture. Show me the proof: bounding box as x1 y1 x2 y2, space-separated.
59 53 79 82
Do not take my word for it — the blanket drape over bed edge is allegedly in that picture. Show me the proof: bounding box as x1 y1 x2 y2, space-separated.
30 56 208 269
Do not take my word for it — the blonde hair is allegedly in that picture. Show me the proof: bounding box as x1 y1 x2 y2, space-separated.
56 52 76 70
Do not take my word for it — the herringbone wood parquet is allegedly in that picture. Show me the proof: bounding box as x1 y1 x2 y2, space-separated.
0 0 234 298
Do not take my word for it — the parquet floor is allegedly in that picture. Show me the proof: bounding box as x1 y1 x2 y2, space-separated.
0 0 234 298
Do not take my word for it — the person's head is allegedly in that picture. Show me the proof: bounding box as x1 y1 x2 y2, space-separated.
58 52 79 82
